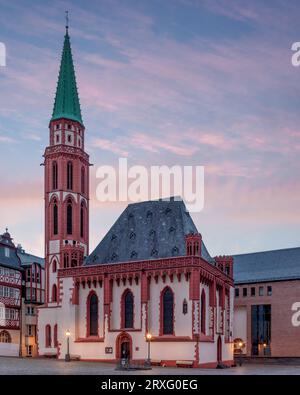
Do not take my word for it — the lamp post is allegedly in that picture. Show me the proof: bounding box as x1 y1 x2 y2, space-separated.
65 330 71 362
238 341 244 367
146 333 152 367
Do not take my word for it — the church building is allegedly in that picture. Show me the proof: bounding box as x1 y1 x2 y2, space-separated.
37 26 235 368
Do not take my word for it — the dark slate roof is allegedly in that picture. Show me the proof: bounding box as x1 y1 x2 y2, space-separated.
17 248 45 267
233 247 300 284
85 198 214 266
0 233 22 270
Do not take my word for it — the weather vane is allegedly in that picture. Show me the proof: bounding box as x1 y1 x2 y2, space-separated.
65 10 69 33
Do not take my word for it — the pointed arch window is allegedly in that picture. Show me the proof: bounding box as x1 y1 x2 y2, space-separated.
162 287 174 335
67 161 73 190
45 325 51 348
52 259 57 273
52 161 58 190
88 293 98 336
201 289 206 335
52 284 57 302
53 200 58 235
123 290 134 329
81 167 85 194
67 199 72 235
80 202 84 238
54 324 58 347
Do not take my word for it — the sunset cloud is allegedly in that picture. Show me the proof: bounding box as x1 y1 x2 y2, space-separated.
0 0 299 256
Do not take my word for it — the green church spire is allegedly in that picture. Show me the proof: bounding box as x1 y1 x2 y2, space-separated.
51 25 83 125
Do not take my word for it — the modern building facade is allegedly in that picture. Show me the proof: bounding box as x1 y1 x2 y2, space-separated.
233 247 300 357
37 26 235 368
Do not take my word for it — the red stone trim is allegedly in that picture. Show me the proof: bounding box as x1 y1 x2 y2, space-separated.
58 256 233 287
75 337 104 343
151 336 193 342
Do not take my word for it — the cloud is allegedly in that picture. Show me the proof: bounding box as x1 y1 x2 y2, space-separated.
92 138 129 156
0 135 17 143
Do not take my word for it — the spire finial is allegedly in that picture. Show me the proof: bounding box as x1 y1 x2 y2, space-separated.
65 10 69 34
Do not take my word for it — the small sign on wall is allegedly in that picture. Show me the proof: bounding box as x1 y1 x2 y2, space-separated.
105 347 113 354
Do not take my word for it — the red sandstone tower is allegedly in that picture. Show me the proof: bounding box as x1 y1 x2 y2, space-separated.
43 24 89 305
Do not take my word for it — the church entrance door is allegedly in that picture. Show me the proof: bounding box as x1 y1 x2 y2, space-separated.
116 332 132 362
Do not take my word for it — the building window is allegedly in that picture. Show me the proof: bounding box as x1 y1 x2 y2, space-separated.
201 289 206 334
52 260 57 273
27 325 32 336
235 288 239 297
243 288 247 297
26 288 31 301
259 286 264 296
36 268 40 283
67 199 73 235
182 299 188 315
4 248 9 258
251 287 256 297
52 284 57 302
32 288 36 301
0 330 11 343
251 305 271 356
52 161 58 190
53 200 58 235
81 167 85 194
161 287 174 335
63 253 69 268
88 293 98 336
54 324 58 347
80 203 84 238
267 286 272 296
123 290 134 329
45 325 51 348
67 161 73 190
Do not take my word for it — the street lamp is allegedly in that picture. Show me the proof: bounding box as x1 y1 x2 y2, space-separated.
237 340 245 367
65 330 71 362
146 333 152 367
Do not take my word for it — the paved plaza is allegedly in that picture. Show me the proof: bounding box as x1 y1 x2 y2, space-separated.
0 357 300 375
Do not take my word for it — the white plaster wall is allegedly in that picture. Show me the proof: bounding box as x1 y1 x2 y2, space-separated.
38 305 60 355
233 306 247 352
49 241 60 255
150 342 195 361
0 343 19 357
48 254 59 304
198 335 233 364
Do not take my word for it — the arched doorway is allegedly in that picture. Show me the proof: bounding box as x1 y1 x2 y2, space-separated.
217 335 222 363
116 332 132 361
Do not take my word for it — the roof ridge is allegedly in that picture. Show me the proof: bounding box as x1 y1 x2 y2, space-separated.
233 246 300 257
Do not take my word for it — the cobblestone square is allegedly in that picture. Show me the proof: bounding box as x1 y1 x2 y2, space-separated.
0 357 300 375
